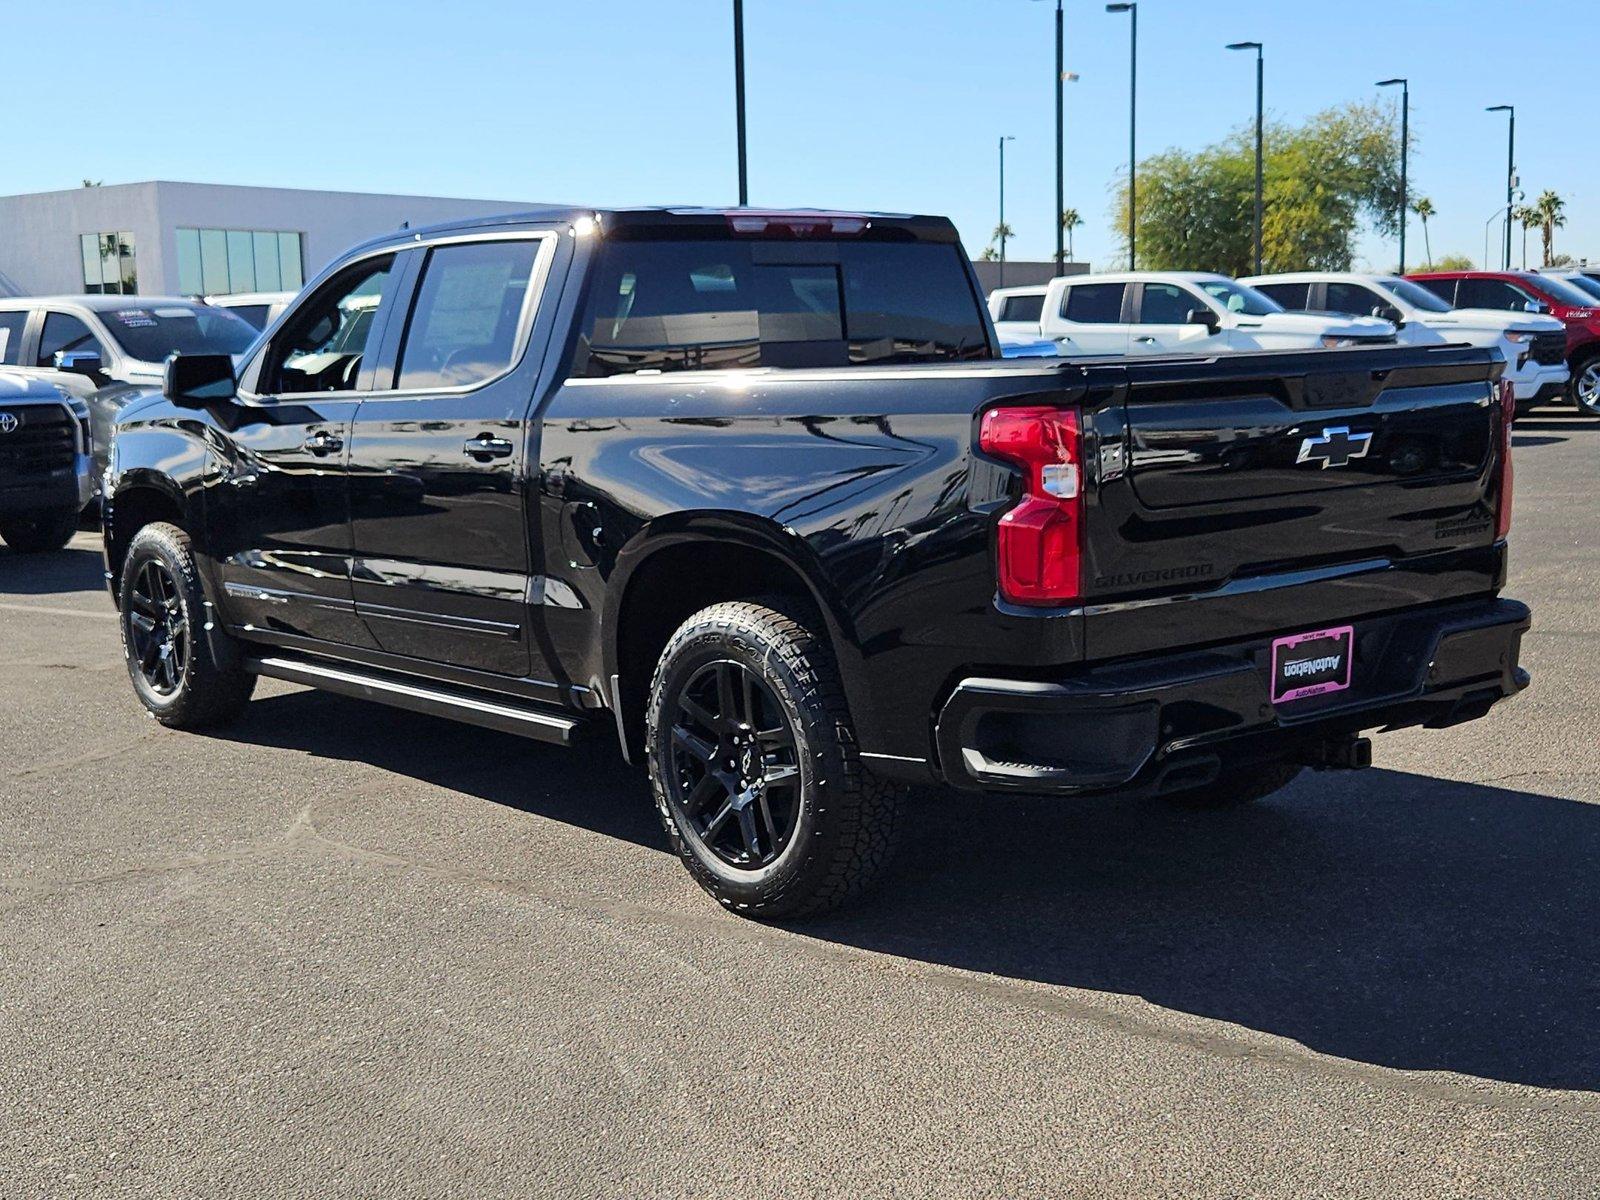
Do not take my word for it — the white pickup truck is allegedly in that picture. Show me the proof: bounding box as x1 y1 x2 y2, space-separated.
989 271 1395 357
1243 272 1570 414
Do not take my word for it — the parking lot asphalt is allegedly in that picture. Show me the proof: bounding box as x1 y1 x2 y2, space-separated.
1 409 1597 1199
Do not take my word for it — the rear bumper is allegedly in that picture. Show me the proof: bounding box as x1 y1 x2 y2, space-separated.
935 596 1530 794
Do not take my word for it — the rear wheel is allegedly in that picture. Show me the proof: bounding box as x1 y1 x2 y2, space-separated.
0 509 78 553
118 522 255 729
646 599 902 918
1164 760 1303 810
1569 353 1600 416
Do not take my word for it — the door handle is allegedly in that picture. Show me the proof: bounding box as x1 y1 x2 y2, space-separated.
463 434 515 461
303 430 343 456
1134 336 1158 344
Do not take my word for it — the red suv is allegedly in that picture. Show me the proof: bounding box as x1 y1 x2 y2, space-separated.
1408 270 1600 415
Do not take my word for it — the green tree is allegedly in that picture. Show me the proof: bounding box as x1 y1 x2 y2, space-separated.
1111 101 1407 274
1413 196 1436 268
1058 208 1083 263
1533 190 1567 267
1433 253 1474 271
1514 204 1539 269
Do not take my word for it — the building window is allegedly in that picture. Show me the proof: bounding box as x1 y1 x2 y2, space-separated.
80 232 137 295
175 228 304 297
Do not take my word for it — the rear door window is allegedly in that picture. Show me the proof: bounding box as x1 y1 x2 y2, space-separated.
1253 282 1310 310
999 293 1045 322
1061 283 1126 323
395 239 541 390
0 311 26 365
573 239 989 376
1455 279 1530 311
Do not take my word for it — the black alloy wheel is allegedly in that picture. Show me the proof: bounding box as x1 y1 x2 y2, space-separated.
666 659 802 870
125 557 190 697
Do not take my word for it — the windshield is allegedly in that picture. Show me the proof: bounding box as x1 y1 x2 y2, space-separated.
1523 274 1598 308
1196 278 1282 316
1382 278 1455 313
1551 274 1600 305
100 304 258 362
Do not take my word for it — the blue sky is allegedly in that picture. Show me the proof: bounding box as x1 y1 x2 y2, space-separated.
9 0 1594 272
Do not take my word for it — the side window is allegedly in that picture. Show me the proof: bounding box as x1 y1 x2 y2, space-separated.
37 312 105 368
0 311 26 365
264 255 394 394
999 293 1045 322
1138 283 1204 325
395 239 540 390
1324 282 1386 317
1061 282 1126 323
1412 278 1457 306
1254 282 1310 310
1456 279 1525 311
227 305 270 331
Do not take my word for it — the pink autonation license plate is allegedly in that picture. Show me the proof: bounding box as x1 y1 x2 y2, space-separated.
1270 625 1355 705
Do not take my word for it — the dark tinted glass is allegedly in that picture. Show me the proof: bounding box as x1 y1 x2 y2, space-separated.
999 293 1045 322
100 304 257 362
1325 282 1386 317
1254 282 1310 310
37 313 104 367
1062 282 1126 323
226 305 271 330
573 239 989 376
397 239 539 389
1456 279 1528 311
1139 282 1200 324
0 311 25 365
1412 278 1457 306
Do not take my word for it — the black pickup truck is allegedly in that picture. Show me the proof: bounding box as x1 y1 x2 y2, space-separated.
101 207 1529 917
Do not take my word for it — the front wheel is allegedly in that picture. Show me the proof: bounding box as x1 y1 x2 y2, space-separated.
1569 354 1600 416
0 509 78 553
118 522 256 729
645 599 902 918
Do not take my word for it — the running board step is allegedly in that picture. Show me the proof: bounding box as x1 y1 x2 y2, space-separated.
245 654 583 747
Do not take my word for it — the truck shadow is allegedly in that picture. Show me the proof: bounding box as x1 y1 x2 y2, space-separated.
0 546 105 595
805 769 1600 1093
220 690 1598 1092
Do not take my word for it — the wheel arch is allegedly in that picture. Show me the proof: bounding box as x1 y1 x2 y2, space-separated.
603 516 867 763
104 470 191 600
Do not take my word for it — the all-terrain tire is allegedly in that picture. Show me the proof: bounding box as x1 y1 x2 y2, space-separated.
118 521 256 729
1164 760 1304 810
0 509 78 553
645 598 903 918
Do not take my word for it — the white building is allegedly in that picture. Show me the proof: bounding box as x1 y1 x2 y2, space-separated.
0 181 541 299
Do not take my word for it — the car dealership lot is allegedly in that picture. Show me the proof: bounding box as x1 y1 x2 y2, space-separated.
1 414 1596 1199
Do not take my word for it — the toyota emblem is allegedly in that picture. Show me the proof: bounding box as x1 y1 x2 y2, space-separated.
0 412 18 434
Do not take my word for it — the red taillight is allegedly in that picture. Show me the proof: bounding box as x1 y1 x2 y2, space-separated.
1495 377 1514 540
979 405 1083 605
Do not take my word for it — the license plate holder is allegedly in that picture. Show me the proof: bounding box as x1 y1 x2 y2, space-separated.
1270 625 1354 705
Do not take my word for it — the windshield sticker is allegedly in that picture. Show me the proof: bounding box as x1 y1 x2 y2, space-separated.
153 307 198 319
113 309 157 328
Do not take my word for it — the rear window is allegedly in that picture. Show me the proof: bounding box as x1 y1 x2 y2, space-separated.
998 293 1045 322
100 304 258 361
572 239 989 376
1061 282 1126 323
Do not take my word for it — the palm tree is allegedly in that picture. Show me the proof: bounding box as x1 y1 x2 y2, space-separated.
990 222 1015 262
1534 190 1567 267
1058 208 1083 263
1412 197 1436 268
1514 204 1540 270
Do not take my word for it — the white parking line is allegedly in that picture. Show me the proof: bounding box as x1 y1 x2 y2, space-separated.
0 602 118 622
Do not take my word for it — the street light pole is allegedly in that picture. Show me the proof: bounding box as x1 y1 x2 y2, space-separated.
1055 0 1065 275
999 135 1015 287
1487 105 1515 270
733 0 748 206
1378 78 1408 272
1107 3 1137 268
1229 42 1265 275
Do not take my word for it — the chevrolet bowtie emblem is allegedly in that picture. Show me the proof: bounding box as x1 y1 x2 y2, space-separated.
1296 425 1373 469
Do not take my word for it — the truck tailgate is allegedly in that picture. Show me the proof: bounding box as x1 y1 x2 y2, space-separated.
1080 345 1508 661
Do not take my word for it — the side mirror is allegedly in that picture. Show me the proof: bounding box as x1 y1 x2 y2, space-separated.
54 349 104 378
1524 299 1550 314
1186 307 1221 334
163 353 236 408
1372 304 1405 327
